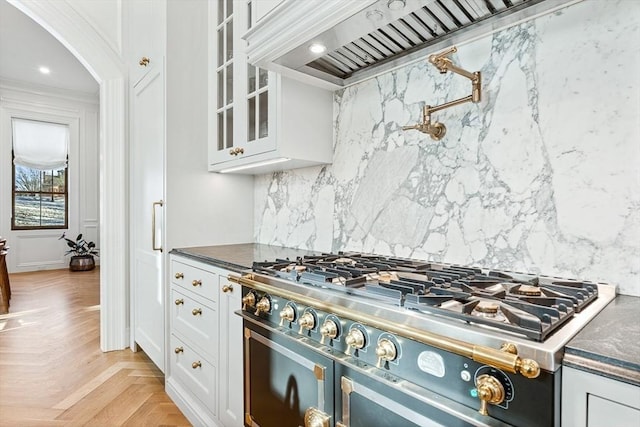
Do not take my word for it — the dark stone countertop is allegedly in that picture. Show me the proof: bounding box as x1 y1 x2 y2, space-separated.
564 295 640 386
170 243 319 273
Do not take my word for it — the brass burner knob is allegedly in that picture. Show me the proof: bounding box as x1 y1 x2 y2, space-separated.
298 312 316 334
304 407 330 427
375 338 397 368
345 329 365 355
279 305 295 326
242 292 256 310
254 297 271 316
319 319 338 344
476 374 505 416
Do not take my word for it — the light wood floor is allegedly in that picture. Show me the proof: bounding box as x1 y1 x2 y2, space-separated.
0 268 190 426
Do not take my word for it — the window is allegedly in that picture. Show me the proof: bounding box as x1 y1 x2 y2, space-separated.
11 119 69 230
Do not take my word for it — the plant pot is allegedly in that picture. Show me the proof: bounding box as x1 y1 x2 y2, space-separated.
69 255 95 271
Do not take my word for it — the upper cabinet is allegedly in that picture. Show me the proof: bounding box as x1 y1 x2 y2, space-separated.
208 0 333 175
128 0 166 85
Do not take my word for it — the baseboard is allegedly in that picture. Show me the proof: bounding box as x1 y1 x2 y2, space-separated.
166 377 219 427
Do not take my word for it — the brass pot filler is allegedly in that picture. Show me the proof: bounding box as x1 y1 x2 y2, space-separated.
403 46 481 140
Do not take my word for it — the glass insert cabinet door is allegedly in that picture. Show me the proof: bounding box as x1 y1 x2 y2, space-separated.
210 0 277 166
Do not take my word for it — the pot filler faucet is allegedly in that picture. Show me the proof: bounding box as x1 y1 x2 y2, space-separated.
403 46 481 141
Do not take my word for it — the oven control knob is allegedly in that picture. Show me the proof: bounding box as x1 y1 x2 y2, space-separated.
298 312 316 334
319 319 338 344
476 374 505 416
279 305 296 326
242 292 256 310
254 296 271 316
375 338 397 368
345 329 365 355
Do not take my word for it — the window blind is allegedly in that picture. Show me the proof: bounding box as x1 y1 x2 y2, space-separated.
12 118 69 170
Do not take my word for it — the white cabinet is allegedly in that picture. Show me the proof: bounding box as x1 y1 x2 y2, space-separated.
128 0 166 85
167 254 243 427
208 0 333 174
128 0 167 373
562 366 640 427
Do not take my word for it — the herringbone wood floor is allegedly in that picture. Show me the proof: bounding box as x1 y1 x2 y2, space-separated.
0 268 190 426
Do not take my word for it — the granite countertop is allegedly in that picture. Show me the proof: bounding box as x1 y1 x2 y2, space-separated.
564 295 640 386
170 243 319 273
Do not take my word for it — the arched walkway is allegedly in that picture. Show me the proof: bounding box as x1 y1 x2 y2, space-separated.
9 0 129 351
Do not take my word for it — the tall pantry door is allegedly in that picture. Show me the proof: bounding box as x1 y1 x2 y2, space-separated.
131 64 165 372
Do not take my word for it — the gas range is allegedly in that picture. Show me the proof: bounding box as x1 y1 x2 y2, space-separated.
231 251 616 426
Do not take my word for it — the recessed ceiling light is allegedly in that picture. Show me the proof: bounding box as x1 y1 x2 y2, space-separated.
309 43 327 54
387 0 406 10
39 66 50 74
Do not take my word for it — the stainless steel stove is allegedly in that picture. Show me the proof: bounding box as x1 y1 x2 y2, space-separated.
231 252 616 427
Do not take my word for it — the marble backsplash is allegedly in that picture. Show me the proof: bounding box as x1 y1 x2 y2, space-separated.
254 0 640 296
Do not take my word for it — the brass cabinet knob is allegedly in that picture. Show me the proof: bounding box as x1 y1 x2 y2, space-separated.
222 284 233 293
298 312 316 335
375 338 397 368
175 272 184 279
174 347 184 354
319 319 338 344
345 328 365 355
192 361 202 369
242 292 256 310
254 296 271 316
174 299 184 305
192 308 202 316
279 305 296 326
228 147 246 156
192 279 202 287
139 56 150 66
476 374 505 416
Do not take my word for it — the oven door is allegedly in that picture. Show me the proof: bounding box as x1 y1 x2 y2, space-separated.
243 319 334 427
335 362 510 427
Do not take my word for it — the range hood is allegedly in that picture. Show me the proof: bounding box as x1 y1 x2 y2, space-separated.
244 0 579 90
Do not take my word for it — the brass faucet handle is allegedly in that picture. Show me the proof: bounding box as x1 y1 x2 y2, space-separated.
402 124 419 131
429 46 457 64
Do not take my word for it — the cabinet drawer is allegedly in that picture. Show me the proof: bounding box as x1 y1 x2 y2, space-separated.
171 288 217 361
169 334 217 418
171 259 218 302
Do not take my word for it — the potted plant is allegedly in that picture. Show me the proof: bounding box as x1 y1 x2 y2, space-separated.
59 233 99 271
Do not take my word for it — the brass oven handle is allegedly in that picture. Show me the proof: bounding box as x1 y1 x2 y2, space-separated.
229 274 540 379
151 200 164 252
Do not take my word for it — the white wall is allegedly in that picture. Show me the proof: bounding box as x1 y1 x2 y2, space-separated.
254 0 640 296
165 0 254 250
0 80 100 272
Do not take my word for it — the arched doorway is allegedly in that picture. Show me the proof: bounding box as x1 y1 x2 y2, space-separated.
9 0 128 351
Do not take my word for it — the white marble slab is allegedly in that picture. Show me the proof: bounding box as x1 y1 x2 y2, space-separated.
254 0 640 296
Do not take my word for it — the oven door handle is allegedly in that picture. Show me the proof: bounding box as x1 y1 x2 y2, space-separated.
230 273 541 379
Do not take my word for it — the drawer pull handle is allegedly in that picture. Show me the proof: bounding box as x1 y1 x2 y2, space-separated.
192 279 202 287
175 272 184 279
222 284 233 293
139 56 150 66
175 299 184 305
174 347 184 354
192 308 202 316
192 361 202 369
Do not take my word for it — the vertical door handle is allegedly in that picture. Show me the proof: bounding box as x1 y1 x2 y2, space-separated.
152 200 164 252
